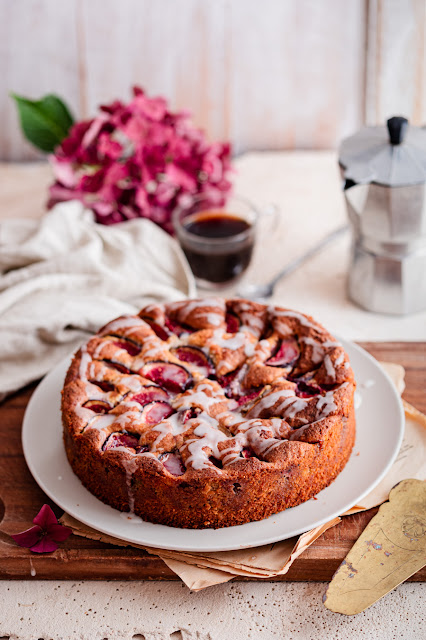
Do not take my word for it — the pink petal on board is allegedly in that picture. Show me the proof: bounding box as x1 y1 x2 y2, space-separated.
30 537 59 554
33 504 58 529
11 525 43 549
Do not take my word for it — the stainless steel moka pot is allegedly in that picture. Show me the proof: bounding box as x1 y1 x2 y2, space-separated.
339 116 426 315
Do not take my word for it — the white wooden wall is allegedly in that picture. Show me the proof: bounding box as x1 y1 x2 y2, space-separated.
1 0 425 161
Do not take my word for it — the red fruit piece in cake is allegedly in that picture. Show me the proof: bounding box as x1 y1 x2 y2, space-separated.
140 362 193 393
217 367 240 390
295 380 323 398
140 401 174 425
112 339 141 356
180 408 201 423
236 388 262 407
135 444 149 454
141 317 170 341
266 339 299 367
90 380 115 392
165 317 191 336
171 346 213 377
83 400 111 413
242 447 255 458
103 432 140 451
106 360 131 374
131 385 169 406
225 312 241 333
159 451 186 476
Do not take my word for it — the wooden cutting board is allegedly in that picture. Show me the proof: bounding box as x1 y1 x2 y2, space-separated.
1 342 425 581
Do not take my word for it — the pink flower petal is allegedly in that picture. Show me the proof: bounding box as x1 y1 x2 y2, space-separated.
98 133 123 160
49 156 79 188
165 163 197 191
11 525 42 549
82 114 109 148
33 504 58 529
47 523 72 543
30 537 59 554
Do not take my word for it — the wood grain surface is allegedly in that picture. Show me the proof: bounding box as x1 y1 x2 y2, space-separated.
0 342 425 582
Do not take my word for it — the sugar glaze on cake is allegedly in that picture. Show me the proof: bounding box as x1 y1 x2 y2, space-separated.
62 298 356 529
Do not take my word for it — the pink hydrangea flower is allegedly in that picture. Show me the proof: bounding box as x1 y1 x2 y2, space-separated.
11 504 72 553
48 87 233 233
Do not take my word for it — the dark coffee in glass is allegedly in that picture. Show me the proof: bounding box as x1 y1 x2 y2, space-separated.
173 197 257 289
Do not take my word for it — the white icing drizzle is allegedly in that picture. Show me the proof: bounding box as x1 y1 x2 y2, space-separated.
139 335 167 360
88 362 98 379
79 343 92 380
114 409 144 430
84 382 104 399
324 354 336 380
185 418 228 470
206 312 223 326
151 413 189 450
272 309 319 330
299 336 341 364
173 384 224 411
335 353 345 366
220 417 286 466
143 303 164 314
215 410 244 427
316 389 338 417
121 456 140 512
171 298 225 326
119 512 143 523
211 329 247 351
240 314 264 335
246 389 295 418
101 316 145 333
119 376 143 392
93 341 107 360
244 341 256 357
85 414 116 431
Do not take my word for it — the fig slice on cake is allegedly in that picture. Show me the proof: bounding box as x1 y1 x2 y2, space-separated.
225 312 241 333
103 432 140 451
159 451 186 476
83 399 111 413
131 385 169 406
140 401 174 425
112 339 141 356
265 339 299 367
140 317 170 341
170 346 213 377
140 361 193 393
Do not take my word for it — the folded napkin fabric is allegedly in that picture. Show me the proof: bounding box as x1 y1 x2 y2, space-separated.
0 200 196 399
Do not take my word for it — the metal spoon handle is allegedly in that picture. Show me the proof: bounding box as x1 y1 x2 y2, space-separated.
269 224 349 288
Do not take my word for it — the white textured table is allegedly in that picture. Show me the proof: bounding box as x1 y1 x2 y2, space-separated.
0 153 425 640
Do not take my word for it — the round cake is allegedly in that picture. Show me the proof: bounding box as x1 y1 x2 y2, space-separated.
62 298 356 529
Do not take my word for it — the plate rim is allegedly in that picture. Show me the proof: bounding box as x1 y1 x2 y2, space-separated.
22 338 405 552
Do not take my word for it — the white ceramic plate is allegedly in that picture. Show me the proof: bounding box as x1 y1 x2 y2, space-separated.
22 339 404 552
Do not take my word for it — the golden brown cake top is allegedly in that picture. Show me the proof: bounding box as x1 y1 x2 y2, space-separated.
63 298 355 477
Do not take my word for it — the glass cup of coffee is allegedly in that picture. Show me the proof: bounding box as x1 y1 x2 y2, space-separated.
173 194 258 289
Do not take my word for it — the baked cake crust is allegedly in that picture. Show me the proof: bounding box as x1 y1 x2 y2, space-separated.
62 298 356 529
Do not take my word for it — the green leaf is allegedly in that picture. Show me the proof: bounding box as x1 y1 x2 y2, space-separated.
11 93 75 153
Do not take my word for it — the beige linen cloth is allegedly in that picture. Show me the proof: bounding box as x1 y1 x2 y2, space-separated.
0 200 196 400
62 363 426 591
